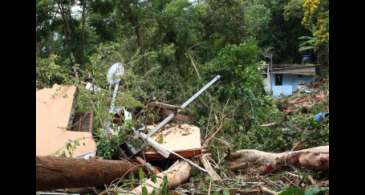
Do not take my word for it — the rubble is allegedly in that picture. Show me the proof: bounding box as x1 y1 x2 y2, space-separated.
36 76 329 194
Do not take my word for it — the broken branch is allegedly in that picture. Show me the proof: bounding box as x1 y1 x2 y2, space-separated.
131 160 191 195
226 146 328 173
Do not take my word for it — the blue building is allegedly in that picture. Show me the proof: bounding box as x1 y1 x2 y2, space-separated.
263 64 316 97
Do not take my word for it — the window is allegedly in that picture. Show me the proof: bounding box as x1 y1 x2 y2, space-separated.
68 112 93 132
275 74 283 85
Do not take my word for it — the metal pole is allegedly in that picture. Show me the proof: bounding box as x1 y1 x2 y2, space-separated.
147 75 221 137
109 82 120 113
181 75 221 109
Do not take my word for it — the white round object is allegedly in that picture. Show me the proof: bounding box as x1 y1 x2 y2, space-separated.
107 63 125 85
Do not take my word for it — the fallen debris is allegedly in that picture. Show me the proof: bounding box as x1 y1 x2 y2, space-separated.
36 84 96 157
200 153 222 181
227 146 328 173
131 160 192 195
134 156 161 175
36 156 138 191
143 124 202 160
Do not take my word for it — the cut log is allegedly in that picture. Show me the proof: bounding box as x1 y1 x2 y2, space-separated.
36 156 138 190
226 145 328 173
131 160 191 195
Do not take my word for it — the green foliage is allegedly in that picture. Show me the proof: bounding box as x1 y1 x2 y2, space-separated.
151 174 157 183
142 186 148 195
116 93 143 109
284 0 305 20
304 186 329 195
279 186 304 195
36 54 72 88
138 168 145 182
209 40 263 99
223 189 230 195
244 1 272 38
279 186 329 195
54 139 82 158
298 35 316 52
95 122 133 159
160 175 168 195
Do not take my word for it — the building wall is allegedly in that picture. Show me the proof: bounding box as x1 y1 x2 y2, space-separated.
269 74 314 97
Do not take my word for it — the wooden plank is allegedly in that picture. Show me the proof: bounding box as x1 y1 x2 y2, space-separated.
143 148 202 160
148 101 181 110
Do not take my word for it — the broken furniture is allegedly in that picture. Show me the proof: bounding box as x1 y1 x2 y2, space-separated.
143 124 202 160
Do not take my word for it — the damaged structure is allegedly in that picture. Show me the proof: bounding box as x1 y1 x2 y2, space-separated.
263 64 317 97
36 84 96 158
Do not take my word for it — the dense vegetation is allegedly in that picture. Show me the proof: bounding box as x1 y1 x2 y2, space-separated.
36 0 329 167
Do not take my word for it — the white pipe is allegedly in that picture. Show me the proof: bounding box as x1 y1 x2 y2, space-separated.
109 82 120 113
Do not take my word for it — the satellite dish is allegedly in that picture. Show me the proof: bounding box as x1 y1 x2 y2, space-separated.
107 62 124 85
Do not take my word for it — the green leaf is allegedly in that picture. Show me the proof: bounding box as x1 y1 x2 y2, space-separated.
139 168 145 182
142 186 148 195
160 175 168 195
223 188 230 195
278 187 304 195
298 36 313 40
304 186 329 195
299 46 314 52
151 174 157 183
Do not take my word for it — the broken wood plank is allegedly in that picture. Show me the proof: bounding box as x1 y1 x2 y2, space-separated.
148 101 181 110
131 160 192 195
200 153 222 181
134 156 160 175
36 156 138 190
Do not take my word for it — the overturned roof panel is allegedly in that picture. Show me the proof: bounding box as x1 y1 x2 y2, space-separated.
36 84 96 157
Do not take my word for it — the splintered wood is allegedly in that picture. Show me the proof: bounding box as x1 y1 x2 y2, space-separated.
132 160 192 195
143 124 202 160
36 84 96 157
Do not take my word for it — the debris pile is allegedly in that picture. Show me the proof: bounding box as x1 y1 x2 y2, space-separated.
36 73 329 194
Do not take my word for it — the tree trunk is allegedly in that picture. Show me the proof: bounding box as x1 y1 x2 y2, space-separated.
131 160 191 195
226 146 328 174
36 156 138 191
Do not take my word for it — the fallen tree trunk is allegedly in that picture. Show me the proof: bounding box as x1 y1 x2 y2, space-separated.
36 156 138 190
226 145 328 173
131 160 191 195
